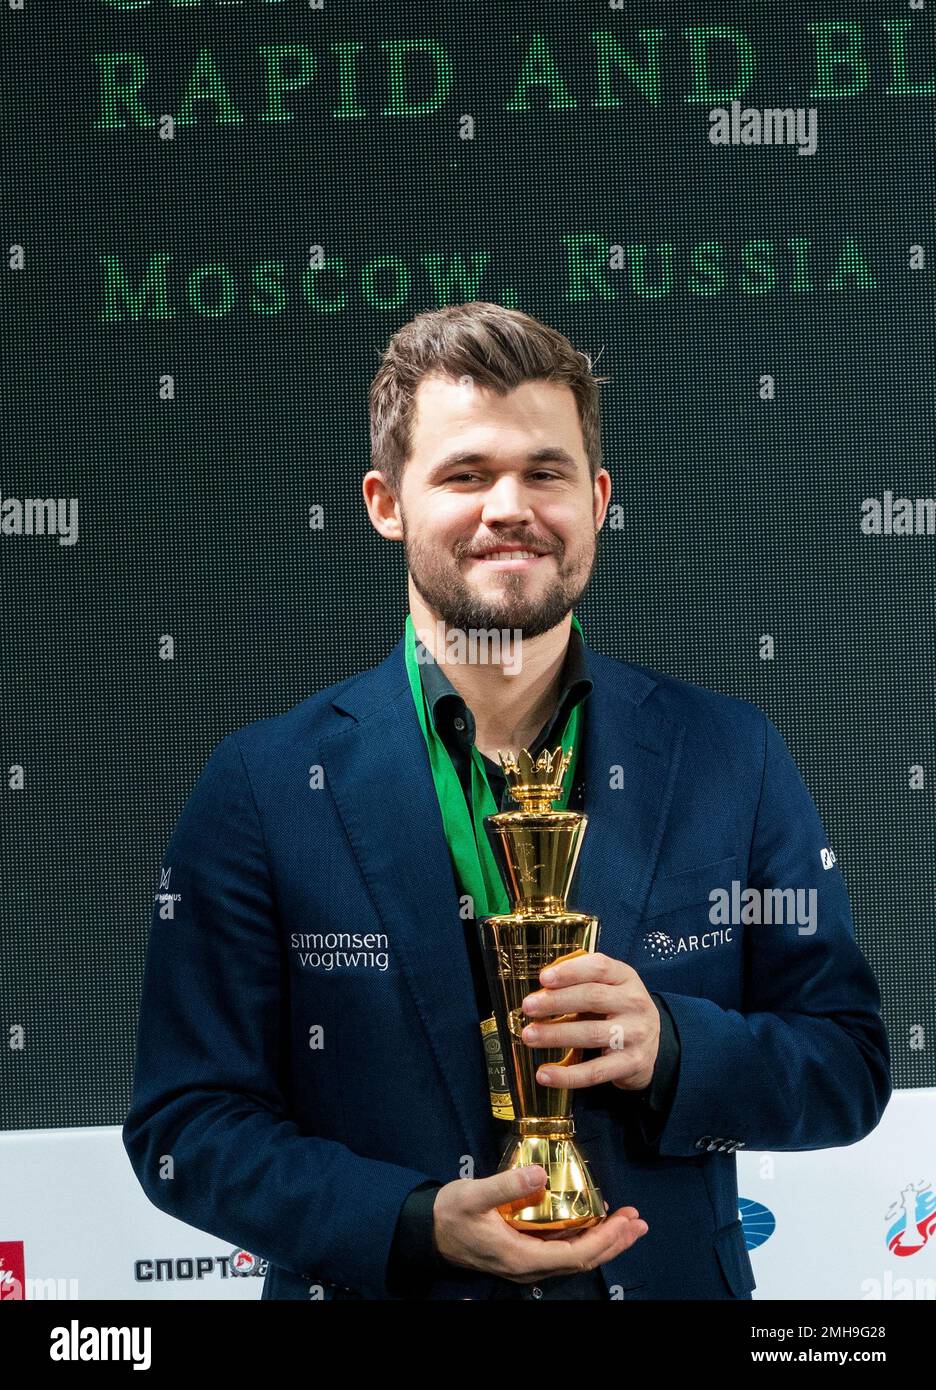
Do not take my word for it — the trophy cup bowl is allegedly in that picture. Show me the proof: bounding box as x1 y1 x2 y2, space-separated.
477 744 605 1234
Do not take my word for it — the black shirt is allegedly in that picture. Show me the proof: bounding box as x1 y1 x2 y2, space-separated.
386 622 681 1299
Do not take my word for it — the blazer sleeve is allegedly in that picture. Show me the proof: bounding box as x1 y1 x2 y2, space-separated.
122 732 438 1299
652 711 892 1158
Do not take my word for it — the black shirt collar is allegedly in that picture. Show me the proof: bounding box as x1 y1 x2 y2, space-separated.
414 621 593 767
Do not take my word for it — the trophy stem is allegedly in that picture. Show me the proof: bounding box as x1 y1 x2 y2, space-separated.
478 911 605 1233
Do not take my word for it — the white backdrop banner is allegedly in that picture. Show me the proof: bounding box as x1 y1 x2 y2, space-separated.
1 1088 934 1300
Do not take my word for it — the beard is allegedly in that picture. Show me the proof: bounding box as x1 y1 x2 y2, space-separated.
401 515 599 640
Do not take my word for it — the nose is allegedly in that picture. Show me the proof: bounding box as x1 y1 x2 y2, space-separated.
479 474 535 528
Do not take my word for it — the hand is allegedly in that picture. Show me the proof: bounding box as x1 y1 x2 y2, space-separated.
432 1166 648 1281
519 952 661 1093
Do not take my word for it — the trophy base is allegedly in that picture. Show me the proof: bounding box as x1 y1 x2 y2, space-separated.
495 1132 605 1233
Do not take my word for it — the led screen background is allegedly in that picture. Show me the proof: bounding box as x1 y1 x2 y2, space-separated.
1 0 933 1129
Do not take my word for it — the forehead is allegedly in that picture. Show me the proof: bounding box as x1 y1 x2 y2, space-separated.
409 374 583 454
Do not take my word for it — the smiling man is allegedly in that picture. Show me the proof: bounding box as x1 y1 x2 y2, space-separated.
123 301 892 1301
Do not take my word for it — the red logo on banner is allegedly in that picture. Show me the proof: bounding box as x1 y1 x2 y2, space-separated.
0 1242 25 1300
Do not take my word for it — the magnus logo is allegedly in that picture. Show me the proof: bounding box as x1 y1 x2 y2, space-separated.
1 493 78 545
49 1320 151 1371
708 100 817 155
154 865 182 913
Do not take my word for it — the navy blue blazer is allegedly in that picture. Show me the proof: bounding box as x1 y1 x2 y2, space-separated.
122 635 892 1300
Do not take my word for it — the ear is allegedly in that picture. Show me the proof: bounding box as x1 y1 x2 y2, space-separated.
593 468 612 530
362 470 403 540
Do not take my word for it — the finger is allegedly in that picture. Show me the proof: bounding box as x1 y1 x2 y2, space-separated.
536 953 633 990
512 1204 638 1244
500 1206 641 1259
506 1208 648 1277
522 983 622 1017
556 1209 648 1266
462 1164 548 1216
535 1055 625 1089
522 1017 615 1049
575 1209 648 1266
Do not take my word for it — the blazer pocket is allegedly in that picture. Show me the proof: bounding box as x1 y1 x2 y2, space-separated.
644 855 738 920
713 1218 757 1298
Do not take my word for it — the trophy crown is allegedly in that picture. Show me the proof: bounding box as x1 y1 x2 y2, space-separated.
498 745 572 811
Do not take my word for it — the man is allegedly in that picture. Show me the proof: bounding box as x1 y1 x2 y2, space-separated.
123 301 892 1301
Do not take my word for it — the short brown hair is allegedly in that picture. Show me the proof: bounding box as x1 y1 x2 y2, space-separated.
369 301 609 496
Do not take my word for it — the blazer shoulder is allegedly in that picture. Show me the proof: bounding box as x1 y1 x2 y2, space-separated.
590 648 767 742
215 646 404 768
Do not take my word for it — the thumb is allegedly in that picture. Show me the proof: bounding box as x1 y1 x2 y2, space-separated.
464 1164 547 1215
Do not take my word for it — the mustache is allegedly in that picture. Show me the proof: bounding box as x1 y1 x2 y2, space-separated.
460 538 558 558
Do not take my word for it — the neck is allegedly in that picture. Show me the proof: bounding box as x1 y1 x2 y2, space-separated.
409 584 572 760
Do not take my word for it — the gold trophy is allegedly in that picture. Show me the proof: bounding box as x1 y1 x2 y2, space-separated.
478 744 605 1233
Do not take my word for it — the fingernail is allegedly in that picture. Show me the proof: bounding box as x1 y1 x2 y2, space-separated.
541 968 557 983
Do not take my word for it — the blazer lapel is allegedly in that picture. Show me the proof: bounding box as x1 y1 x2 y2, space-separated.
321 638 495 1158
570 647 687 965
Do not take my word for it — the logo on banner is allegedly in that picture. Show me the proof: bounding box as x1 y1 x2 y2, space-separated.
0 1242 26 1300
133 1248 268 1282
739 1197 776 1251
885 1181 936 1257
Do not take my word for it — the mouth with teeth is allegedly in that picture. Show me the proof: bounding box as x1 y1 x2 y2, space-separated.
469 547 551 570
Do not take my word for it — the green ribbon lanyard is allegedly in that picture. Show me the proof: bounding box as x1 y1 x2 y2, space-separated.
403 613 584 920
